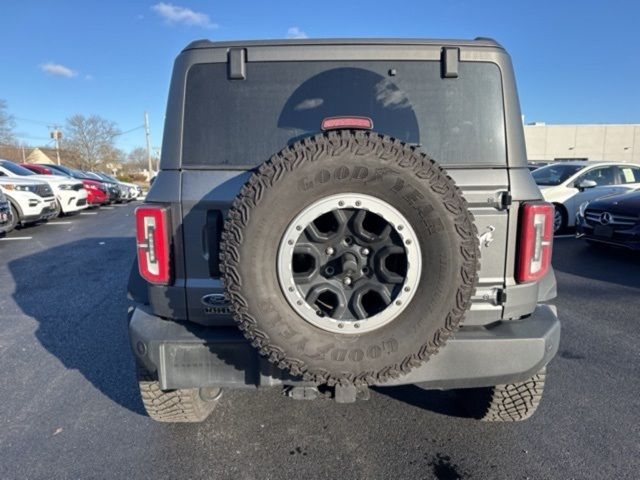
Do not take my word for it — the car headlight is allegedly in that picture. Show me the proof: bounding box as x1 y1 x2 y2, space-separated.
578 201 589 218
58 184 74 190
6 184 36 192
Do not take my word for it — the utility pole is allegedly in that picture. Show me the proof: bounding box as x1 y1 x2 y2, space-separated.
49 126 62 165
144 112 153 179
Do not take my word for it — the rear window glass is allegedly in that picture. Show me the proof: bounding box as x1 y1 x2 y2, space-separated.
183 61 506 168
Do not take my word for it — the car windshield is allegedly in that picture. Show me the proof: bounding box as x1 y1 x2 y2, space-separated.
70 169 92 180
48 165 73 177
0 160 36 176
532 164 584 186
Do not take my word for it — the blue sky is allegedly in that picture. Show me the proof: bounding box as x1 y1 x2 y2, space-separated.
1 0 639 152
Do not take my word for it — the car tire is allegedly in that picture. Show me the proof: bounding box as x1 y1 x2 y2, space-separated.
53 199 63 218
553 204 567 234
220 130 479 386
6 203 19 233
136 364 221 423
6 202 20 233
457 367 546 422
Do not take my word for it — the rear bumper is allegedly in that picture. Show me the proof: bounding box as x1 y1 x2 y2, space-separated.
129 304 560 391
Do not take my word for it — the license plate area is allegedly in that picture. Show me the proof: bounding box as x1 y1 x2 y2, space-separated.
159 342 259 389
594 225 613 238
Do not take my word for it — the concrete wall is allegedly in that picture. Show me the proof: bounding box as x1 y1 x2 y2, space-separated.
524 124 640 163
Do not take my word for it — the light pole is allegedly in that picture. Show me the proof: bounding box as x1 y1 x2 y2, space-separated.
50 127 62 165
144 112 153 180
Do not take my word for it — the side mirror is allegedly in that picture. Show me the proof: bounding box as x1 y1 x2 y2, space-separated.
576 179 597 191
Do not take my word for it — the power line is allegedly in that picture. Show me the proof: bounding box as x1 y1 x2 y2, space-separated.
113 125 145 137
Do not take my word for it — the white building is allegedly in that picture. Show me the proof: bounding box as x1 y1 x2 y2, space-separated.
524 123 640 163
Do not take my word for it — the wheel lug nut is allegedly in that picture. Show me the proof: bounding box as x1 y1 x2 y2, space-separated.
343 277 352 286
325 247 334 255
361 247 370 256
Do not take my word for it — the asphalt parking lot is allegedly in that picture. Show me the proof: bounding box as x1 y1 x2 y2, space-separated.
0 204 638 480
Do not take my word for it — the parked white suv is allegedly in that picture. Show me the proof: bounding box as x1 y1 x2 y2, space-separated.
532 161 640 232
0 176 58 229
0 160 88 216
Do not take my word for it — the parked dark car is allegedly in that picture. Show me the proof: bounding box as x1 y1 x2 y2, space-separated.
87 172 134 202
576 189 640 251
81 171 125 203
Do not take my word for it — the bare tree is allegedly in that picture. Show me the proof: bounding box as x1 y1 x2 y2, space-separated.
127 147 158 172
61 114 120 170
125 147 149 171
0 99 16 145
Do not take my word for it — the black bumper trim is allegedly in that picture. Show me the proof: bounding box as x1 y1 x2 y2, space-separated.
129 304 560 390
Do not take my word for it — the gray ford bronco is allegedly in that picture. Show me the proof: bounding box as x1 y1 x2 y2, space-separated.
128 38 560 423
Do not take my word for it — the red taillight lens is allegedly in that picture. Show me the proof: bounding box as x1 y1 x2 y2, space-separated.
321 116 373 131
135 205 171 285
516 202 553 283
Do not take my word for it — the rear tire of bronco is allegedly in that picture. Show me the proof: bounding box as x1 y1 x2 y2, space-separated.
458 367 547 422
136 365 221 423
220 130 479 386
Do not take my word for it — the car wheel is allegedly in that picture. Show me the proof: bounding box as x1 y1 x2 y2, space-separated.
136 363 221 423
6 204 19 233
553 204 566 233
54 199 63 218
457 367 547 422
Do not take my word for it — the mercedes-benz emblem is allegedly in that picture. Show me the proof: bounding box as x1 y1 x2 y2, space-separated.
599 212 612 225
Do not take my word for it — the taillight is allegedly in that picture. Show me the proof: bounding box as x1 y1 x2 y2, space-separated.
516 202 553 283
135 205 171 285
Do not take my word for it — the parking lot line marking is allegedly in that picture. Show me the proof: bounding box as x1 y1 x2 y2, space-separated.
46 221 73 225
102 207 114 210
0 236 32 241
80 212 98 215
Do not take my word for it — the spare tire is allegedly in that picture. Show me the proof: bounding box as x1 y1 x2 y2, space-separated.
220 130 479 386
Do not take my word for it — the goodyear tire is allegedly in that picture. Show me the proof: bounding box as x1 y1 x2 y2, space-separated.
137 364 221 423
458 367 547 422
220 130 479 386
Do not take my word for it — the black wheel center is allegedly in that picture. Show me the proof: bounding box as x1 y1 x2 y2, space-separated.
290 208 409 321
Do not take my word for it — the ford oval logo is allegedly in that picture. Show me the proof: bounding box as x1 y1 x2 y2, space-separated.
201 293 228 307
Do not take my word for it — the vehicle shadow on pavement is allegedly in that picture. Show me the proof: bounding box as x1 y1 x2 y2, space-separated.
374 386 478 418
552 239 640 289
8 237 146 415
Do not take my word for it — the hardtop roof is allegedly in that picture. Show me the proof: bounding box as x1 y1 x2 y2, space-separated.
183 37 503 51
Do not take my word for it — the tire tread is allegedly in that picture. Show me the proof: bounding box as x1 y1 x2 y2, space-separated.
220 131 480 386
